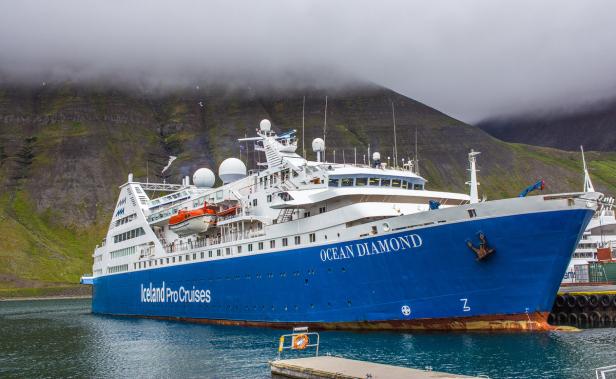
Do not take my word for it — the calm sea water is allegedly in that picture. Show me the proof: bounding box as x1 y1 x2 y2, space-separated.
1 299 615 379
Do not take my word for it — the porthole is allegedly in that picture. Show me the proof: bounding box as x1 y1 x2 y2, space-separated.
382 222 390 232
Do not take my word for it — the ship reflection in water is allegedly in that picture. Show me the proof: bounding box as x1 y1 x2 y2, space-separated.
1 299 616 379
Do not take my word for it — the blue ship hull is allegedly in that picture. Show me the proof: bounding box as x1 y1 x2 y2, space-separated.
92 208 592 330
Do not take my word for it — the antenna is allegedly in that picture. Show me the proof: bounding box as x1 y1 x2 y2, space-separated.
302 96 306 158
414 128 419 175
581 145 595 192
391 101 398 168
323 96 328 151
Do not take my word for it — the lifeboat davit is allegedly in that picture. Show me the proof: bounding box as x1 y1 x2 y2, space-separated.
169 203 216 237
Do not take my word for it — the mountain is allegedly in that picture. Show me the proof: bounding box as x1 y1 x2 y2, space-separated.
1 81 615 297
476 98 616 152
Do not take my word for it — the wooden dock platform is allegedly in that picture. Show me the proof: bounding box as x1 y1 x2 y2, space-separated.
270 356 479 379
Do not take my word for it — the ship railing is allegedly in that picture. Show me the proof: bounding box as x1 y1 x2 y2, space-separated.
596 365 616 379
276 327 320 360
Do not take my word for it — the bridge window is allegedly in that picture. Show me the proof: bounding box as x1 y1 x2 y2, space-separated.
258 242 264 250
270 240 276 249
341 178 354 187
237 245 242 254
282 238 288 247
413 183 424 190
309 233 316 243
226 248 231 255
208 250 213 257
391 179 401 188
381 179 391 187
216 249 221 256
328 178 339 187
248 244 253 252
356 178 368 186
369 178 380 186
294 236 301 244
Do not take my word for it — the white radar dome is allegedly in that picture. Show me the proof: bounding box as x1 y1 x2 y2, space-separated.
312 138 325 152
193 168 216 188
218 158 247 184
259 119 271 132
372 152 381 161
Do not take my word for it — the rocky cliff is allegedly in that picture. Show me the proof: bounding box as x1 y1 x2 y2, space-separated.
1 81 615 295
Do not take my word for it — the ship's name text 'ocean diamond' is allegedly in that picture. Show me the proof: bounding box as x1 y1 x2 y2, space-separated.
319 233 423 262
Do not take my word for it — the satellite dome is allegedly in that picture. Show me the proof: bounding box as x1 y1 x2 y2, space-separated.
193 168 215 188
218 158 247 184
259 119 271 132
312 138 325 152
372 152 381 161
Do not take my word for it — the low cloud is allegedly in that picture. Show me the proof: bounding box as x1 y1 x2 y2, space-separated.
1 0 615 122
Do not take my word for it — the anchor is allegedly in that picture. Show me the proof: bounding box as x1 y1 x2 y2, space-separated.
466 232 495 261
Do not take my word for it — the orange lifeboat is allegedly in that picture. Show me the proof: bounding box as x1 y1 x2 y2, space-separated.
169 203 216 237
216 206 239 218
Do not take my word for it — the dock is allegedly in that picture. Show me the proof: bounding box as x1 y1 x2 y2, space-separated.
270 356 479 379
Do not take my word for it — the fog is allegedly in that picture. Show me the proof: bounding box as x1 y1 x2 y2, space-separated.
1 0 615 122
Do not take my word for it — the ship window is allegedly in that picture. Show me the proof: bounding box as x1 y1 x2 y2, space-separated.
381 179 391 186
258 242 264 250
217 249 221 256
253 199 257 206
282 238 288 247
166 258 170 264
414 183 423 190
294 236 301 245
248 244 253 252
270 240 275 249
369 178 380 186
309 233 316 243
319 206 326 214
172 257 176 263
237 245 242 254
468 209 477 218
200 252 204 259
186 254 190 261
341 178 354 187
401 181 409 189
226 248 231 255
179 256 182 262
267 195 272 202
208 250 212 257
149 261 152 267
328 178 339 187
304 212 311 218
133 263 137 269
391 179 401 187
356 178 368 186
160 259 163 265
193 253 196 260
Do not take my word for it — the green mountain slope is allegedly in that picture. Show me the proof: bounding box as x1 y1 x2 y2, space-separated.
1 82 615 296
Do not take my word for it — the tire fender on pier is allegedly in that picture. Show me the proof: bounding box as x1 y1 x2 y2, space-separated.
588 295 599 308
576 295 588 308
589 311 601 327
566 295 577 309
568 313 579 326
600 295 611 308
555 295 566 308
557 312 568 325
578 312 589 327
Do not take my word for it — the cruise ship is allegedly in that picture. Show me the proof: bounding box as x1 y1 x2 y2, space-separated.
563 148 615 283
90 119 603 331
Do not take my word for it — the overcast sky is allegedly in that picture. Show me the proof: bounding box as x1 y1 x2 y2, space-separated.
1 0 615 122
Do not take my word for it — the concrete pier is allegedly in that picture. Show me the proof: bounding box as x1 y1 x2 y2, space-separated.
270 356 479 379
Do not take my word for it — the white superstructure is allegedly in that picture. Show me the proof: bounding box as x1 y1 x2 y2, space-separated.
92 120 471 278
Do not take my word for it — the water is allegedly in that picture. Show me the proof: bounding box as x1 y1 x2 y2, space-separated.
1 299 615 378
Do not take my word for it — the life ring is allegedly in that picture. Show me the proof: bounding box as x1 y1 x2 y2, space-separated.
292 334 309 350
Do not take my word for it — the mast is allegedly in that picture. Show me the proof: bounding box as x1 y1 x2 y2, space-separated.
302 96 306 158
581 145 595 192
392 101 398 168
323 96 328 153
467 150 481 204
